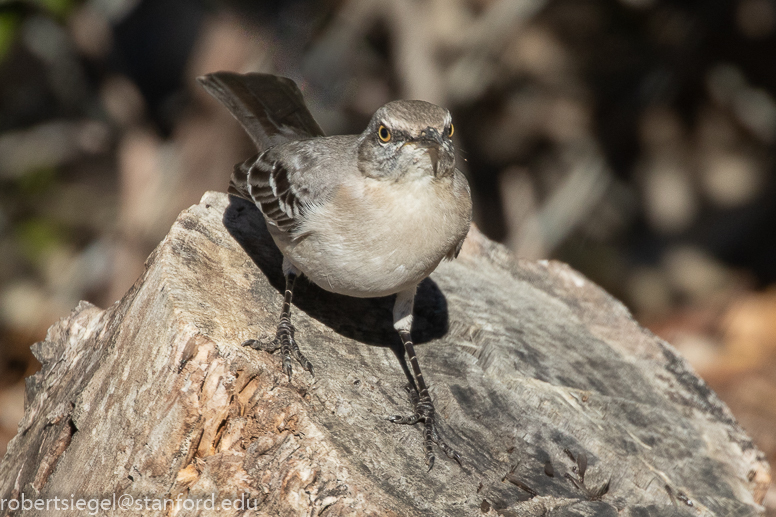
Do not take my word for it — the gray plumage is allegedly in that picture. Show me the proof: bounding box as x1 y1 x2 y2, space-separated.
198 71 323 148
199 72 471 299
198 71 472 469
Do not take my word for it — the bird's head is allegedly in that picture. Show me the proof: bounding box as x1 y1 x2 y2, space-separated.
357 100 456 180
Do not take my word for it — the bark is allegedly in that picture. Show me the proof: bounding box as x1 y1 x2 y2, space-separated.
0 191 770 516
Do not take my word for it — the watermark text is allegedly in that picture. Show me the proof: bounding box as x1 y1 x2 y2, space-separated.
0 493 260 514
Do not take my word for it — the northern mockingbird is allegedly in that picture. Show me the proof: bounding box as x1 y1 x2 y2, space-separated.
198 72 472 469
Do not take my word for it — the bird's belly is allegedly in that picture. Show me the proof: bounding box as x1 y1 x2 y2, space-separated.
283 228 445 298
279 180 466 298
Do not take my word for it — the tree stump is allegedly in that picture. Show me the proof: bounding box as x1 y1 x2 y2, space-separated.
0 191 770 516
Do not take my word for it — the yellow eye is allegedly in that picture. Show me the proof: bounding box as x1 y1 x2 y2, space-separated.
447 124 454 138
378 125 392 143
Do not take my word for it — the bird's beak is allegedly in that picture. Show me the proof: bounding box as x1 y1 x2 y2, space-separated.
413 128 444 176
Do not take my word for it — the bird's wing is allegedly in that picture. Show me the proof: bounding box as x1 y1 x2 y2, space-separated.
444 168 473 260
197 72 324 151
198 71 340 234
232 152 302 232
232 136 356 235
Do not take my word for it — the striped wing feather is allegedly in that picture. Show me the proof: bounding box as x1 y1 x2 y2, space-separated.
231 152 305 233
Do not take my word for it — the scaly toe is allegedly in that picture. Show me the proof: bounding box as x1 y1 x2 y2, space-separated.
389 386 462 470
388 413 421 425
242 337 280 353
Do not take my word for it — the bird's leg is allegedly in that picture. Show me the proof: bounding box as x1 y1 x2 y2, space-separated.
243 270 314 381
388 288 461 470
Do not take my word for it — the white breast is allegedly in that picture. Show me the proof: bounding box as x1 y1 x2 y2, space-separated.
278 174 468 298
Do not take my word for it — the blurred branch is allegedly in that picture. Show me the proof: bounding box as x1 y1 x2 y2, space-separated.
447 0 549 104
301 0 382 93
387 0 445 103
515 144 612 259
0 120 110 180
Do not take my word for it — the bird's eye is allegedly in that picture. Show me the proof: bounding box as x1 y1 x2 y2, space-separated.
447 124 454 138
378 125 392 143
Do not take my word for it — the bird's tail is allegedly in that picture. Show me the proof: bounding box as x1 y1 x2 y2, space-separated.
197 71 324 152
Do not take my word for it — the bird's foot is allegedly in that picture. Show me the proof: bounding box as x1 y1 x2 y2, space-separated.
243 321 314 381
389 385 462 470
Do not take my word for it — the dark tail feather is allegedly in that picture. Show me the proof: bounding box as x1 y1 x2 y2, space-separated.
197 72 324 151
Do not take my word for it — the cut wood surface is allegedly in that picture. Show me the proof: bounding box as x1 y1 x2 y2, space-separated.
0 191 770 516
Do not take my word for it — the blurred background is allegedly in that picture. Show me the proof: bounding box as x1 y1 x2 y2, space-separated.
0 0 775 510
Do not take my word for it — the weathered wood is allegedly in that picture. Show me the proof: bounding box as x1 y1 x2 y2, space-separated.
0 191 770 516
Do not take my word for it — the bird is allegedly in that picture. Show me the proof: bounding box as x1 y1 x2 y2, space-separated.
198 71 472 469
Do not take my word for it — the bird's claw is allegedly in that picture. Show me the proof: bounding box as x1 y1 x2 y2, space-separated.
243 323 313 381
389 385 462 470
